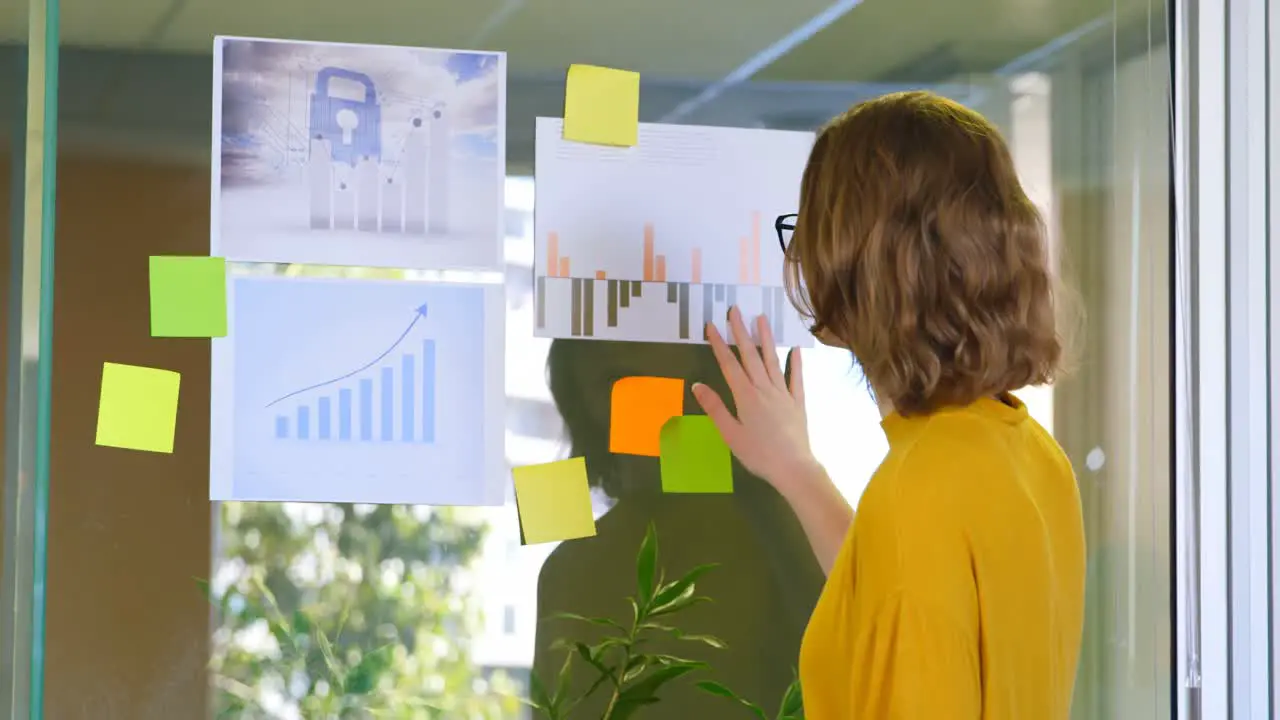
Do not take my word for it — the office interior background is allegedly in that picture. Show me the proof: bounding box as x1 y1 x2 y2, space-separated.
0 0 1270 717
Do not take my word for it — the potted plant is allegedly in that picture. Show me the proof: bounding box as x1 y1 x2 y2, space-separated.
526 523 804 720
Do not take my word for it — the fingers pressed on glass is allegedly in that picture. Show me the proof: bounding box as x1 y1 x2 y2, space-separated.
727 306 768 384
705 321 750 395
756 314 785 386
788 347 805 402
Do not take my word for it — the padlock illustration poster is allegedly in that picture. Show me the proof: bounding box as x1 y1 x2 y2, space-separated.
213 36 506 272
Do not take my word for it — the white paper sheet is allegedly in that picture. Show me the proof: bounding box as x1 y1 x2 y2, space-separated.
212 36 506 271
532 117 816 346
210 275 506 506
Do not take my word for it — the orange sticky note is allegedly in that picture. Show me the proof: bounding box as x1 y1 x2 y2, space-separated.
610 376 684 456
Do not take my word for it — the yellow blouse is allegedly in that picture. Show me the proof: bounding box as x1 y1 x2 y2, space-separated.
798 395 1085 719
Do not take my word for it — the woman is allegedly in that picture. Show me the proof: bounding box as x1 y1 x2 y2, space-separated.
693 91 1086 718
532 340 825 717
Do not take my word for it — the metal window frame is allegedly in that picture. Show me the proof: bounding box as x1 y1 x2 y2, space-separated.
1176 0 1275 714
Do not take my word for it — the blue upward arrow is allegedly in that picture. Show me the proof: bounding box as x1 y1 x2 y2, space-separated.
266 303 428 408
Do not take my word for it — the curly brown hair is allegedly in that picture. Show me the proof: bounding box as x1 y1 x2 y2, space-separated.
784 90 1065 416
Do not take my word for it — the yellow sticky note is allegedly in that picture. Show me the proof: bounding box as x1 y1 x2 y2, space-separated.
610 376 685 456
563 64 640 147
95 362 181 453
513 458 597 545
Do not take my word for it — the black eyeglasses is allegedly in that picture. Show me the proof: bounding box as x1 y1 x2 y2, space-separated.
775 213 797 253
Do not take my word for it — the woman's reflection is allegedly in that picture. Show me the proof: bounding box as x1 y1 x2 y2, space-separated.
531 338 824 717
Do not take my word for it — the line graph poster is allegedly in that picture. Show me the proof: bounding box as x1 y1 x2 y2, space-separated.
533 117 816 346
213 36 506 270
210 276 505 505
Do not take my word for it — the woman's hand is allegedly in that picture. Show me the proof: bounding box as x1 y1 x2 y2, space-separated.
692 306 819 491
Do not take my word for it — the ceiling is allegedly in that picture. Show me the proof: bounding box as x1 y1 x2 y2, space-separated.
0 0 1163 167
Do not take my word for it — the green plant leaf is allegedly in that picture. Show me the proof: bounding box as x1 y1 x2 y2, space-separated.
528 672 554 712
651 563 717 609
695 681 769 720
648 590 712 618
313 625 343 688
618 661 703 704
607 696 660 720
635 523 659 609
777 677 804 718
552 647 575 711
546 612 629 633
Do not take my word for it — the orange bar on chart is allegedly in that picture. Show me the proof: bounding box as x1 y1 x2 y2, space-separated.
738 237 750 284
691 248 702 284
559 257 571 277
643 224 655 282
751 212 762 284
655 255 667 282
547 232 560 277
595 270 607 280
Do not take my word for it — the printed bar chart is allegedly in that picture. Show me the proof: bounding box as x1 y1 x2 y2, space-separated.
533 117 814 346
273 333 437 445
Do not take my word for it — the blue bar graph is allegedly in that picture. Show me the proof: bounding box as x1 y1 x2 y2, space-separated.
422 340 436 443
359 379 373 441
270 320 439 446
318 397 331 440
402 354 415 442
338 389 352 441
380 367 394 442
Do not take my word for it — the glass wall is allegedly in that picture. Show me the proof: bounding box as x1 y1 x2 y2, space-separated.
0 0 56 717
1 0 1176 717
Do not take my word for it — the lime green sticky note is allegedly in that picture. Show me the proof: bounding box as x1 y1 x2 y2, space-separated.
513 457 597 545
95 362 181 453
563 64 640 147
149 256 227 337
659 416 733 493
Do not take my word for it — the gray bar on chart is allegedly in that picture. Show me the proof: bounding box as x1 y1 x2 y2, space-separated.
356 157 379 232
703 283 714 340
678 283 690 340
619 280 631 308
318 397 332 440
607 279 618 327
402 355 416 442
308 137 331 229
297 406 311 440
773 287 785 344
381 367 394 441
631 280 642 298
338 389 353 441
405 127 427 234
381 178 402 233
727 285 737 308
275 416 289 439
536 276 546 328
571 279 582 336
359 379 373 441
715 284 724 301
666 283 678 303
423 340 436 443
583 279 595 337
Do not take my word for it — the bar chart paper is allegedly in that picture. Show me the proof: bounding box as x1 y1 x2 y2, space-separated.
212 36 506 271
210 276 505 505
533 117 816 346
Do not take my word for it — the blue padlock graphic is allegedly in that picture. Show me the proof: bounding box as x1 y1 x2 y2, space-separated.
309 67 382 167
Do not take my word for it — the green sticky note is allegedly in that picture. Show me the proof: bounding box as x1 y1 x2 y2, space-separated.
563 64 640 147
149 256 228 337
513 457 597 545
659 415 733 494
95 362 181 453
